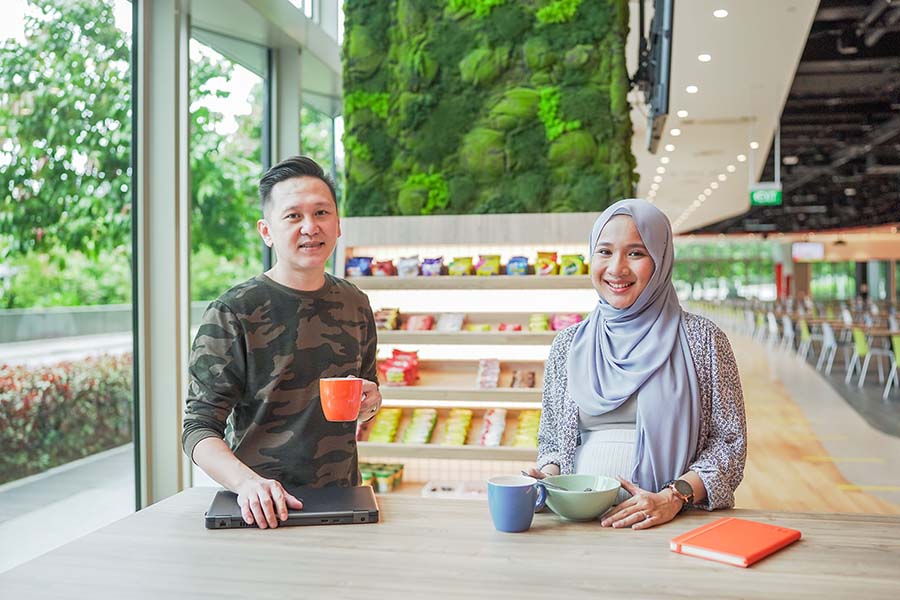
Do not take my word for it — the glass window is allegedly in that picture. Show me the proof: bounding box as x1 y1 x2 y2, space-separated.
0 0 134 572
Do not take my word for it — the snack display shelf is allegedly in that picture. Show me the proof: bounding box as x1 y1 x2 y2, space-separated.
377 360 543 404
357 407 538 462
378 330 557 345
348 274 591 290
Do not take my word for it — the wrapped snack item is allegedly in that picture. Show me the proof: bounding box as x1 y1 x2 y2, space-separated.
497 323 522 332
367 408 402 443
378 359 416 386
448 256 474 276
464 323 492 332
535 251 559 276
345 256 373 277
475 254 501 276
550 313 584 331
476 358 500 389
397 255 420 277
560 254 586 275
373 260 397 276
511 409 541 448
506 256 529 276
421 256 444 277
392 349 420 380
436 313 466 331
528 313 550 332
443 408 473 446
510 370 536 388
374 307 400 330
401 408 437 444
479 408 507 447
403 315 435 331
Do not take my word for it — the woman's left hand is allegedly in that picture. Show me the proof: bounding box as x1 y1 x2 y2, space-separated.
600 477 683 530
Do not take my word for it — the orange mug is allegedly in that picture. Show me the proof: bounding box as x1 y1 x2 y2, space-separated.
319 377 364 421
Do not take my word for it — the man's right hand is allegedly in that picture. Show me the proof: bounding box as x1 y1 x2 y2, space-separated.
235 477 303 529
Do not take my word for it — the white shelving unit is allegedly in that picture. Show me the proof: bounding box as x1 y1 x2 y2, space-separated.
335 213 598 462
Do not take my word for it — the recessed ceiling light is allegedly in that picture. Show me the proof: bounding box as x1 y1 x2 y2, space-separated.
750 141 759 149
698 54 712 63
737 154 747 162
665 144 675 152
698 194 706 201
844 188 857 196
651 183 659 190
654 175 663 182
782 155 799 165
686 85 699 94
692 200 701 208
677 110 689 118
713 9 728 18
718 174 727 181
660 156 670 164
710 182 719 189
657 166 666 174
726 164 736 172
704 188 712 195
670 128 682 136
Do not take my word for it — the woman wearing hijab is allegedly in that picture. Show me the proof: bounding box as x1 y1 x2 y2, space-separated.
527 199 746 530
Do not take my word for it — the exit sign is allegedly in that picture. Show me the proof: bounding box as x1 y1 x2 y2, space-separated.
750 183 782 206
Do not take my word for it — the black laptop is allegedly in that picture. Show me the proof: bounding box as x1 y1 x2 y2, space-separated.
205 485 380 529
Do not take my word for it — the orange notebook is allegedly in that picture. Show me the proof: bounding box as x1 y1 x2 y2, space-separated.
670 517 802 568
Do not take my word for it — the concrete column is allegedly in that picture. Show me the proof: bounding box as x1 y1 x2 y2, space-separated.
272 46 302 161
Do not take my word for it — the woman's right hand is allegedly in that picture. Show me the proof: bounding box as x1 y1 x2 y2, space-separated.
525 465 560 479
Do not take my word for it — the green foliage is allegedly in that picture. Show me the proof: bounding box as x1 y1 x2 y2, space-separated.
344 92 391 119
538 87 582 141
448 0 507 19
403 172 450 215
536 0 585 24
343 0 635 215
0 354 133 484
1 248 131 309
190 246 258 302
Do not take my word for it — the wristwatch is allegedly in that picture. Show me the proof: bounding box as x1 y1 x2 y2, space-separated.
663 479 694 506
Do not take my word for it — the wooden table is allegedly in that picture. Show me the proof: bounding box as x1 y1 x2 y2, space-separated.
2 488 899 599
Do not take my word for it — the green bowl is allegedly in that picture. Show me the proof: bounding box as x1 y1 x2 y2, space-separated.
542 474 621 521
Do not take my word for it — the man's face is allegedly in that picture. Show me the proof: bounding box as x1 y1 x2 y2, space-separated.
257 177 340 275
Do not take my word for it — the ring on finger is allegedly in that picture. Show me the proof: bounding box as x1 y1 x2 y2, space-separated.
640 510 650 521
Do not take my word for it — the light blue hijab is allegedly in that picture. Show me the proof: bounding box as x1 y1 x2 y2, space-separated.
567 199 700 492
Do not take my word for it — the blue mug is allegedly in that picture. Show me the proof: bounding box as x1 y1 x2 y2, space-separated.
487 475 548 533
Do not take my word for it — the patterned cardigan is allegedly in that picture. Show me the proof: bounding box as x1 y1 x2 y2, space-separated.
536 312 747 510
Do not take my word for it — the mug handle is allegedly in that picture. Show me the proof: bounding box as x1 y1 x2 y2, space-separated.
533 483 548 512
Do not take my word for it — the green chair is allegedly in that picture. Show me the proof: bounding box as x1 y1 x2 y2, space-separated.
883 335 900 401
797 319 813 360
845 327 892 387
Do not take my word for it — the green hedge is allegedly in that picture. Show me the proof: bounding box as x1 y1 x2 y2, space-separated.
342 0 636 216
0 354 133 485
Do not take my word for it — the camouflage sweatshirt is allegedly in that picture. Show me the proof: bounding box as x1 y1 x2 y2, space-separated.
182 273 377 488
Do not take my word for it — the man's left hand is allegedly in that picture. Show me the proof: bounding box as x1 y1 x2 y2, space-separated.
599 477 683 530
359 379 382 421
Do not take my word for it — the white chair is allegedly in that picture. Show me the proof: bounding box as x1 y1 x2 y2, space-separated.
780 316 795 351
816 322 839 375
883 335 900 401
766 312 780 347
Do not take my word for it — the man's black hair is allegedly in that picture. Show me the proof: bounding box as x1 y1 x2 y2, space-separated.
258 155 337 215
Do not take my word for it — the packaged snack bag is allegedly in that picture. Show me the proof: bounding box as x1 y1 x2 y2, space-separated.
403 315 435 331
510 370 536 388
345 256 373 277
373 260 397 276
479 408 507 447
476 358 500 389
374 307 400 330
448 256 474 276
421 257 444 276
528 313 550 332
475 255 501 276
397 255 420 277
506 256 530 276
436 313 466 331
560 254 586 275
550 313 584 331
464 323 492 332
497 323 522 332
535 251 559 276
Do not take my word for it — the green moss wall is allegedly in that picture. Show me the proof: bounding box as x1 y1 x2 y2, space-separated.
342 0 637 216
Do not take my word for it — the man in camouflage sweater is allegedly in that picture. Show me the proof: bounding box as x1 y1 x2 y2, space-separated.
182 156 381 529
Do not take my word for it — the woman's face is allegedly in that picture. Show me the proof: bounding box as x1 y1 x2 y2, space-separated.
590 215 655 309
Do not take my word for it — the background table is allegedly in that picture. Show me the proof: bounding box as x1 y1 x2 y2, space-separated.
1 487 898 599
